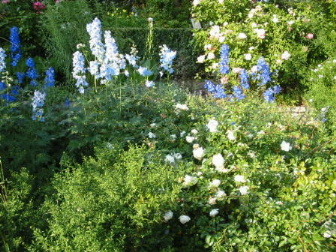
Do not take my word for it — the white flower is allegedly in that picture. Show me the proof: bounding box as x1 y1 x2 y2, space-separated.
281 51 291 60
212 153 225 170
323 231 332 238
227 130 236 141
237 33 247 39
209 25 221 38
145 80 155 87
207 119 219 132
204 44 212 50
180 131 186 137
209 179 221 189
165 154 175 164
280 141 292 151
218 0 224 3
163 210 173 221
209 209 219 217
234 175 246 183
175 103 189 111
232 67 242 74
179 215 191 224
207 52 215 60
148 132 156 138
183 175 198 187
193 146 205 160
244 53 252 61
191 129 198 135
272 15 279 23
208 197 217 205
254 28 266 39
238 186 249 195
170 134 177 140
150 123 156 128
174 153 182 160
197 55 206 63
186 135 196 143
215 190 227 200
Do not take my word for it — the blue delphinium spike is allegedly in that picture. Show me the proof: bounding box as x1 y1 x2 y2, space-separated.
219 44 230 74
240 69 250 90
10 27 22 67
44 67 55 88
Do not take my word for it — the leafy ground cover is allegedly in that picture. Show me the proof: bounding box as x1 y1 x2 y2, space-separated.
0 0 336 251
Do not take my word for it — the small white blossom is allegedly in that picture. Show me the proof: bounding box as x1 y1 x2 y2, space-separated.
281 51 291 60
163 210 173 221
209 209 219 217
191 129 198 135
148 132 156 138
183 175 198 187
186 135 196 143
244 53 252 61
212 153 225 170
179 215 191 224
227 130 236 141
234 175 246 183
208 179 221 189
238 186 249 195
193 146 205 160
175 103 189 111
280 141 292 151
208 197 217 205
237 33 247 39
165 154 175 164
197 55 206 63
215 190 227 200
207 119 219 132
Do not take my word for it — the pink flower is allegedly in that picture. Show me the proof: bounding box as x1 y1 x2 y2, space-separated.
305 33 314 39
2 0 10 3
33 2 46 13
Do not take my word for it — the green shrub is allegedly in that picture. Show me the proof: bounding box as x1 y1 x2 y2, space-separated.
32 145 183 251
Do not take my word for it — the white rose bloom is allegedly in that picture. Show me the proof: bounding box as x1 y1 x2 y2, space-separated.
239 186 249 195
191 129 198 135
204 44 212 50
281 51 291 60
209 179 221 188
216 190 227 200
193 146 205 160
180 131 186 137
148 132 156 138
165 154 175 164
174 153 182 160
207 119 219 132
186 135 195 143
227 130 236 141
209 209 219 217
237 33 247 39
207 52 216 60
208 197 217 205
232 67 242 74
179 215 191 224
175 103 189 111
280 141 292 151
244 53 252 60
212 153 225 170
210 25 221 38
170 134 177 140
234 175 246 183
197 55 206 63
163 210 173 221
183 175 198 187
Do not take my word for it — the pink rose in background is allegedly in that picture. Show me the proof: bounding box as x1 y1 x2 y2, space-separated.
2 0 10 4
33 2 46 13
306 33 314 39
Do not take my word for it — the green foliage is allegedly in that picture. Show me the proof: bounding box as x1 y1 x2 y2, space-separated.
40 0 93 83
32 145 183 251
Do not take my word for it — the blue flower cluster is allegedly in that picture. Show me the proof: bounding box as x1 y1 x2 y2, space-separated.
26 58 40 86
0 48 6 72
240 69 250 89
263 85 281 102
252 57 271 86
31 90 46 121
44 68 55 88
219 44 230 74
0 82 20 103
159 44 177 74
10 27 22 67
204 80 227 98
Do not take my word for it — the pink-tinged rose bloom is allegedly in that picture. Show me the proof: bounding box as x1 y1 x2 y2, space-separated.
306 33 314 39
254 28 266 39
33 2 46 13
2 0 10 4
